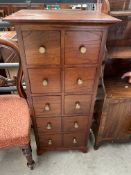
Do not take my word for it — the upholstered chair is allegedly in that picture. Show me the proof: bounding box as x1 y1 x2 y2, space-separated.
0 38 35 169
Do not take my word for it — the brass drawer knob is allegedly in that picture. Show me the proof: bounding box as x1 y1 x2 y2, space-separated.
75 101 81 110
80 46 87 54
44 103 50 111
74 121 79 129
46 122 52 130
73 137 77 144
42 79 48 86
77 78 83 85
39 46 46 54
48 139 52 145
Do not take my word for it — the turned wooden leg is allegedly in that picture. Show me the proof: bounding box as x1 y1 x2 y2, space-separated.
81 147 88 153
94 144 100 150
94 142 102 150
21 144 35 170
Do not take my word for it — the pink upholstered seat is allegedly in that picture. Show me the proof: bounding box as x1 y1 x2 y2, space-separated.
0 95 31 148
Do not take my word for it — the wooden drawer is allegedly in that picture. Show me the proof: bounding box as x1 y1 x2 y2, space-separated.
23 31 60 65
65 67 96 93
63 133 86 147
39 134 62 147
36 117 61 133
65 31 101 65
28 68 61 93
33 96 61 116
64 95 92 115
63 116 89 132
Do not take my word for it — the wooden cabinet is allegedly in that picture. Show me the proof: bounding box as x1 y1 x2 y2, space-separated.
92 0 131 148
92 79 131 149
5 10 119 155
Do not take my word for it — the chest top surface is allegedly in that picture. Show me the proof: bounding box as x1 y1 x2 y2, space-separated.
4 9 120 24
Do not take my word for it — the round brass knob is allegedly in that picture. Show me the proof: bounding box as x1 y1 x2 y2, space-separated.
73 138 77 144
46 122 52 130
42 79 48 86
75 101 81 110
48 139 52 145
39 46 46 54
74 121 79 129
80 46 87 54
44 103 50 112
77 78 83 85
125 85 129 89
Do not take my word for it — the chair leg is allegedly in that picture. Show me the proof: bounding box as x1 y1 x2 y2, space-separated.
21 143 35 170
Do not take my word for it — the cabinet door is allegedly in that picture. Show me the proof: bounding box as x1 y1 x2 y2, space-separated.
100 98 131 140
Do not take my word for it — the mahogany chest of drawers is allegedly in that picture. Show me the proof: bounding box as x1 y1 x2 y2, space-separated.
5 9 119 154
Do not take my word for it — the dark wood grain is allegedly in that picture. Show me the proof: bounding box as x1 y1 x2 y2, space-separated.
65 31 102 65
109 0 131 11
64 95 92 115
0 38 26 98
33 96 61 116
63 116 89 132
4 9 120 24
93 79 131 149
22 31 61 65
28 68 61 93
36 117 61 133
101 99 131 139
63 132 86 147
65 67 96 93
39 134 62 148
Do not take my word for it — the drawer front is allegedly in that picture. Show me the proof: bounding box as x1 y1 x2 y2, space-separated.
63 116 89 132
65 31 101 65
33 96 61 116
36 117 61 133
23 31 60 65
65 67 96 93
64 95 92 115
39 134 62 147
63 133 86 147
28 68 61 93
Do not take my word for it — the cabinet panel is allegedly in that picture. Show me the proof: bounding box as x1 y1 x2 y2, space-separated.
36 117 61 133
65 67 96 93
33 96 61 116
63 116 89 132
28 68 61 94
23 31 60 65
63 133 86 147
101 98 131 140
65 31 102 65
39 134 62 148
64 95 92 115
